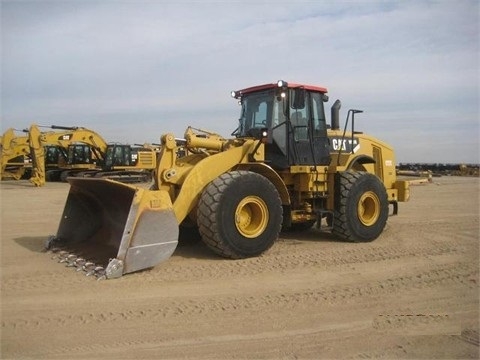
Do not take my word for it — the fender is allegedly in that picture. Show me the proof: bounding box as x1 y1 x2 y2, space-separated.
235 162 291 205
347 155 375 170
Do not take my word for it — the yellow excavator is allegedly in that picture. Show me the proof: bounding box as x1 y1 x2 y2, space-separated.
1 128 74 181
28 124 106 186
28 125 157 186
46 80 410 279
1 128 32 180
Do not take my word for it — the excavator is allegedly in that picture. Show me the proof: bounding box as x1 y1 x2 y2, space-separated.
28 124 106 186
94 143 158 183
58 142 157 183
1 128 73 181
46 80 410 279
1 128 31 180
43 145 70 181
28 124 157 186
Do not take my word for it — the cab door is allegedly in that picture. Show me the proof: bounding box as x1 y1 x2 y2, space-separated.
287 90 330 166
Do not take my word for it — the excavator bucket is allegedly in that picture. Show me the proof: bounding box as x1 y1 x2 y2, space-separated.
47 178 179 279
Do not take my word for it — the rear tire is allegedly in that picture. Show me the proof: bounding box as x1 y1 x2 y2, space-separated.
333 171 388 242
197 171 283 258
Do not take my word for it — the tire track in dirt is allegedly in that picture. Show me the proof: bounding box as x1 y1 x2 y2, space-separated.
6 324 363 360
460 329 480 346
117 239 468 283
350 328 479 359
1 270 92 293
372 314 458 334
2 263 477 332
1 235 470 294
392 220 479 241
18 326 478 360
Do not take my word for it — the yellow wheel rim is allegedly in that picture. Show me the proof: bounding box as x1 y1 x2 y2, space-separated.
357 191 380 226
235 196 269 238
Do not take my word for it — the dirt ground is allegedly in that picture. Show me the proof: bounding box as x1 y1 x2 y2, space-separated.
0 176 478 359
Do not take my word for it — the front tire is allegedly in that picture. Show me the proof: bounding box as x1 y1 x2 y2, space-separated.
333 171 389 242
197 171 283 258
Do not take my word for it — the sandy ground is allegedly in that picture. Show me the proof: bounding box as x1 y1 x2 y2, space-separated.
0 176 478 359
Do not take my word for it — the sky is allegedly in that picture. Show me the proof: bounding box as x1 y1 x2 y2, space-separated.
1 0 479 164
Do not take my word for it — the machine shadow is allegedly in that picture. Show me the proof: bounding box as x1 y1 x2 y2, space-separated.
173 225 340 261
12 231 339 262
280 228 339 243
14 236 48 253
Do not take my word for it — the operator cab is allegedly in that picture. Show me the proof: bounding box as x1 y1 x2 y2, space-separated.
45 145 67 166
104 144 143 169
232 80 330 169
67 144 94 165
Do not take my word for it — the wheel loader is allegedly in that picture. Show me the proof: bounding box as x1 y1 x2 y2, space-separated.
46 80 410 279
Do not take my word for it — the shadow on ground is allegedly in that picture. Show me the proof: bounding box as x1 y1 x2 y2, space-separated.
12 226 341 263
14 236 48 253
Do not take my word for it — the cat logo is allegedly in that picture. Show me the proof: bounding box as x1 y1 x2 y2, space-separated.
330 137 360 153
59 134 73 141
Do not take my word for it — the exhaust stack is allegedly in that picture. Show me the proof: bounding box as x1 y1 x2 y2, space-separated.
331 99 341 130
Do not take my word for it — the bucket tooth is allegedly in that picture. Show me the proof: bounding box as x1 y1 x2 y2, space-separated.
51 250 68 260
94 266 106 280
59 253 75 263
73 258 86 270
65 254 78 267
85 268 96 277
82 262 96 273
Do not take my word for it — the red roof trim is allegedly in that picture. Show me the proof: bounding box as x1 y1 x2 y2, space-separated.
237 82 328 94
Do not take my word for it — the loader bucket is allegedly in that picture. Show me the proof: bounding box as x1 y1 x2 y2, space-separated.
50 178 179 278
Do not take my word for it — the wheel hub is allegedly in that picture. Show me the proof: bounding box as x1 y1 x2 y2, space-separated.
235 196 268 238
357 191 380 226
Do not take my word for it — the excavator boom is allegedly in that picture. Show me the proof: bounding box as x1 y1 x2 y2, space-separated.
1 128 30 180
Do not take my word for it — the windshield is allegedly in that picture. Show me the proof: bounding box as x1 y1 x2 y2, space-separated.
105 146 114 167
67 145 91 164
237 90 286 137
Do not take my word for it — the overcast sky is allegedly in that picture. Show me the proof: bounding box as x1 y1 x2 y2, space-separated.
1 0 478 163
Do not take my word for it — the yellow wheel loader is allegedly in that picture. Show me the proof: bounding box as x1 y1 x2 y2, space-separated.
46 80 410 279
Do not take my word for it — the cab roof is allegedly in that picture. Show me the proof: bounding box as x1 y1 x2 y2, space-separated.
237 82 328 95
